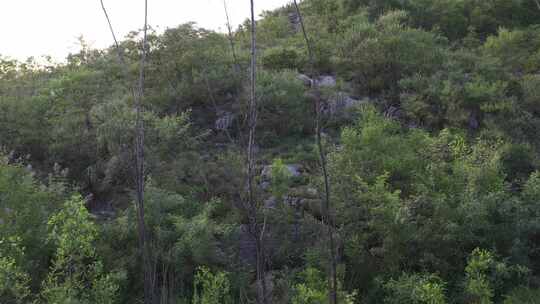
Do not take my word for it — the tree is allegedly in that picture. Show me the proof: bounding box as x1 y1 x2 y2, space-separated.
384 273 446 304
293 1 338 302
338 10 446 98
193 266 232 304
243 1 269 303
41 195 119 304
0 237 30 303
99 1 152 302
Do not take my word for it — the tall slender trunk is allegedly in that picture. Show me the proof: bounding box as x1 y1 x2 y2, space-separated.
99 1 152 303
246 1 268 303
136 2 152 303
292 1 338 303
223 0 240 72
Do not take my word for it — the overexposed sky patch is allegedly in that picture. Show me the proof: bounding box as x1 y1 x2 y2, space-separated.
1 0 290 61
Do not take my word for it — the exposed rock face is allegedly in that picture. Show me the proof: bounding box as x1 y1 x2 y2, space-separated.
285 164 302 178
237 224 280 267
215 111 235 131
298 74 337 88
238 224 257 265
261 164 303 181
468 112 479 130
315 75 337 88
288 10 301 33
297 74 313 87
260 181 271 191
384 105 403 119
264 196 278 209
261 166 272 181
325 92 369 118
296 73 369 118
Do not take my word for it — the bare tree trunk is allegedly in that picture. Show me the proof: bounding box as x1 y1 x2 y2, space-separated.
246 1 268 303
136 3 153 303
292 1 338 303
99 1 153 303
223 0 240 72
100 0 128 69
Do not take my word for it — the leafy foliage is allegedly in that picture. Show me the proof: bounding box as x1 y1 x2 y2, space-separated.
192 267 232 304
0 237 31 303
41 195 119 304
4 0 540 303
384 273 446 304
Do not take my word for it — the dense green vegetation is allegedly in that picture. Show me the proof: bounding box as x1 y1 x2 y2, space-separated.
3 0 540 303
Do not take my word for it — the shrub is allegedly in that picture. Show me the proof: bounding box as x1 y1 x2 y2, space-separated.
262 47 303 71
384 273 446 304
251 70 312 145
192 266 232 304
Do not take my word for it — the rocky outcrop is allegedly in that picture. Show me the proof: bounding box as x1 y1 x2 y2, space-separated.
297 74 337 88
325 92 369 118
261 164 303 181
238 224 257 265
264 196 278 209
215 111 235 131
296 73 370 118
288 10 301 33
384 105 403 120
297 74 313 87
286 187 322 218
315 75 337 88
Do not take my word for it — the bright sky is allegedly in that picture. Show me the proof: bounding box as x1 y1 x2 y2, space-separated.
1 0 290 62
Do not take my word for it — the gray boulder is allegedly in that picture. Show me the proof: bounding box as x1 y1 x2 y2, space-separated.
316 75 337 88
325 92 369 117
297 74 313 87
285 164 302 178
264 196 278 209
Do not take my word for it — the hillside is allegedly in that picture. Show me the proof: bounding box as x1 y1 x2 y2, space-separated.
3 0 540 303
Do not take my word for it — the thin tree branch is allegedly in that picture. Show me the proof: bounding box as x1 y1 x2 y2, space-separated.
135 2 152 303
292 1 338 303
246 1 267 303
99 1 152 303
223 0 240 72
100 0 127 68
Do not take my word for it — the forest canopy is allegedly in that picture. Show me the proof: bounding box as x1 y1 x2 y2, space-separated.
2 0 540 303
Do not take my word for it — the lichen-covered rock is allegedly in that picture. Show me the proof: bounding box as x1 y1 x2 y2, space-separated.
316 75 337 88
